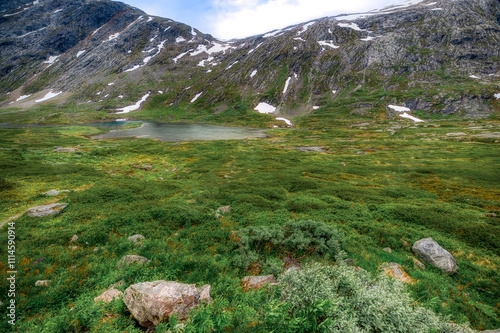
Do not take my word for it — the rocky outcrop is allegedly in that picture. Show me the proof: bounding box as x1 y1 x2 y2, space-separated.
412 238 458 275
26 203 68 217
123 281 211 328
240 275 279 291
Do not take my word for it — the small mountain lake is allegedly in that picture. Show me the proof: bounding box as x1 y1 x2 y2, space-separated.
88 121 266 141
0 121 267 141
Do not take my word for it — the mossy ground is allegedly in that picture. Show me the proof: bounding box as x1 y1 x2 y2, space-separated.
0 117 498 332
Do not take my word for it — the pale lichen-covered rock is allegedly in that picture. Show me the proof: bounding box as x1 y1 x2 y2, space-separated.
117 255 151 268
94 287 123 303
381 262 415 284
240 275 278 291
128 234 145 243
215 205 231 218
123 281 210 328
70 234 79 243
412 238 457 275
26 203 68 217
35 280 50 287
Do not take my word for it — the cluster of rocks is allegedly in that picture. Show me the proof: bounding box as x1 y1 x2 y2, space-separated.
379 237 458 285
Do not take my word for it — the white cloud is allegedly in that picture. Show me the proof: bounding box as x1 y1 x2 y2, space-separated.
209 0 411 39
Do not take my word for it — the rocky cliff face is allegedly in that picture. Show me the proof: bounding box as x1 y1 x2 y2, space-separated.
1 0 499 121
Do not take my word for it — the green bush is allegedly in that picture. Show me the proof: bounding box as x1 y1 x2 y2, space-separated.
233 220 344 270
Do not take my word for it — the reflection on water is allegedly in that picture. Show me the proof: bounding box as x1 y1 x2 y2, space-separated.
88 121 266 141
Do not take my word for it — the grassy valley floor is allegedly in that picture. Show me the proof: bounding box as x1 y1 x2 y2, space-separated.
0 118 498 332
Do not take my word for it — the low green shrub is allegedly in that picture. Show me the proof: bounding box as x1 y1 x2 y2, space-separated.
233 220 344 270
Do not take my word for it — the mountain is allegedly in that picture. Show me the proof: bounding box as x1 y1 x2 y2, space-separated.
0 0 499 124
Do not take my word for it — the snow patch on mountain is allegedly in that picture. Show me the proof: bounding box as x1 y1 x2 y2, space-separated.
35 91 62 103
318 41 339 49
190 92 202 103
276 117 293 126
298 21 316 35
43 55 60 65
18 27 46 38
255 103 276 114
116 93 150 114
338 22 366 31
283 77 292 95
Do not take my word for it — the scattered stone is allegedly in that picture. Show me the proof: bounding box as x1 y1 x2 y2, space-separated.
110 280 125 289
172 142 180 146
53 147 77 153
128 234 145 244
484 212 498 218
413 258 426 270
344 258 354 266
158 177 164 180
240 275 278 291
283 256 300 272
123 281 210 328
383 247 392 253
26 203 69 217
94 287 123 303
400 239 411 249
472 132 500 139
44 189 60 196
381 262 415 284
70 235 79 243
445 132 467 137
480 329 500 333
93 247 100 252
197 284 212 304
215 205 231 218
356 151 367 155
340 162 347 166
117 255 151 268
70 246 78 251
140 164 152 171
412 238 457 275
172 167 178 172
35 280 50 287
291 146 327 152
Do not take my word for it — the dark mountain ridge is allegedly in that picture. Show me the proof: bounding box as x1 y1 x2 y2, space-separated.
0 0 499 123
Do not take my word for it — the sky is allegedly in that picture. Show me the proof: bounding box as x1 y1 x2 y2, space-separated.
116 0 413 39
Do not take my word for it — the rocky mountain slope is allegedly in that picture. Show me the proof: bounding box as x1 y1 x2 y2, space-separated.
0 0 499 123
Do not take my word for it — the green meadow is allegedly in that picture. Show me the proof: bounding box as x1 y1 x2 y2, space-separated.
0 116 498 332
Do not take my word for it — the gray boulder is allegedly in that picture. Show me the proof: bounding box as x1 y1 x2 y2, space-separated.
123 281 210 328
117 255 151 269
26 203 68 217
412 238 457 275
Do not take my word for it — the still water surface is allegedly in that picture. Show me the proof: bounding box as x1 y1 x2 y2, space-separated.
0 121 266 141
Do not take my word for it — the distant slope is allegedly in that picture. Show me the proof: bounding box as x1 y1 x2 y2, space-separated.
1 0 499 123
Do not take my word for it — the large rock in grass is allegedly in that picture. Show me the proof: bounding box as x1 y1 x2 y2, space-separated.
123 281 211 328
412 238 457 275
26 203 68 217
